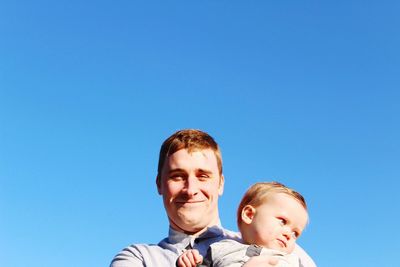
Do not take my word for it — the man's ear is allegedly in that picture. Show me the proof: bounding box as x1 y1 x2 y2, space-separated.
156 175 162 195
241 205 256 224
218 174 224 195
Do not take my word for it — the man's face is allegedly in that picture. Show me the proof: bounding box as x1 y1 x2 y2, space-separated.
241 193 308 253
157 148 224 235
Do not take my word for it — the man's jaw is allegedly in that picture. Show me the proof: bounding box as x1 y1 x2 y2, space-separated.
168 216 209 236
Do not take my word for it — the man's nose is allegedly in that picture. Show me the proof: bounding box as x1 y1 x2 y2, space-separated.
185 176 199 196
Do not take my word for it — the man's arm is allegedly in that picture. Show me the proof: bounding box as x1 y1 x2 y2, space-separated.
110 244 177 267
110 245 145 267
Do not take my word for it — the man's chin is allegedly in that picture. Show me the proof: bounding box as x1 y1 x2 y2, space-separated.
174 219 208 234
177 201 206 209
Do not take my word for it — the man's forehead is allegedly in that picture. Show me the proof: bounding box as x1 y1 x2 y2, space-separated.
164 148 218 169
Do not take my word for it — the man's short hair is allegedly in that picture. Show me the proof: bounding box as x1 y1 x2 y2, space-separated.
237 182 307 232
157 129 223 183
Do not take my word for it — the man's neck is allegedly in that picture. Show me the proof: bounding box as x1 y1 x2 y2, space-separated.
169 220 222 236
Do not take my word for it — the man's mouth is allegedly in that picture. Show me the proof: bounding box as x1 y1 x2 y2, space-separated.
176 200 205 204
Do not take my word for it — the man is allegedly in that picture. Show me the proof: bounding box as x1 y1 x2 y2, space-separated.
110 129 316 267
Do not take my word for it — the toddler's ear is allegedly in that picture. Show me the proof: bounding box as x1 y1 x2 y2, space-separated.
241 205 256 224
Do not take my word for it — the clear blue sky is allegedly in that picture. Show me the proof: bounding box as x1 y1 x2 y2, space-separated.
1 1 399 267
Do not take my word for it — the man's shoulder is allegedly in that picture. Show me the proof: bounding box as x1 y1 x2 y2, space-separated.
220 227 241 239
205 226 241 245
293 244 317 267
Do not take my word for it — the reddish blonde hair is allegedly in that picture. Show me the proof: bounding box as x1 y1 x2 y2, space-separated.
156 129 222 183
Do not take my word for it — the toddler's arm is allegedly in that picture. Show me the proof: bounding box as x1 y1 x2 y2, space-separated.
243 255 279 267
176 249 203 267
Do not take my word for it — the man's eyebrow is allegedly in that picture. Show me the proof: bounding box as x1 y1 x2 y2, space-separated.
167 168 186 174
197 168 213 174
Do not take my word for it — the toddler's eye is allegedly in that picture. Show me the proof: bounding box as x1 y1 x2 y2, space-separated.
278 218 287 225
291 231 300 239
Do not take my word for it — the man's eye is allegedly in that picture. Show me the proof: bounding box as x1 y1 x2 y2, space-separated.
170 174 183 180
198 174 210 179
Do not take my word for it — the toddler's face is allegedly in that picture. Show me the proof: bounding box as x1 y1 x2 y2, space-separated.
242 192 308 253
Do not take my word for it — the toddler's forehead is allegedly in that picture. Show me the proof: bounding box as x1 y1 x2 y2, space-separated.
258 192 307 213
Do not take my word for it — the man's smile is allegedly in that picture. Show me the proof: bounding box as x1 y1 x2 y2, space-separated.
175 199 206 204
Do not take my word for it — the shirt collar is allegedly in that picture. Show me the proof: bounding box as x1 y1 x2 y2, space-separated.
167 222 224 245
